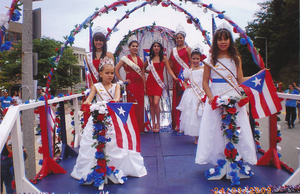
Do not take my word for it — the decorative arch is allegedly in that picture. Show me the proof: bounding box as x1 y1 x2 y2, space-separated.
1 0 266 95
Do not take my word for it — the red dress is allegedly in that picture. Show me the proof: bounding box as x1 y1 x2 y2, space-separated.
170 47 190 130
146 61 165 96
124 55 145 132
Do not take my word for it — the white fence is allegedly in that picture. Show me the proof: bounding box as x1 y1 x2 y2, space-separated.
0 93 84 193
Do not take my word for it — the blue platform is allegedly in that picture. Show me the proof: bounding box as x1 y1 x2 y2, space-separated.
34 131 291 194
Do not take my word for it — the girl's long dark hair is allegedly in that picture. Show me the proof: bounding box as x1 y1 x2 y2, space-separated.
211 29 240 66
92 32 107 59
149 42 164 62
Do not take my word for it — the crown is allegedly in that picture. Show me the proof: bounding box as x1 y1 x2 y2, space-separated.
175 23 186 37
191 44 207 61
151 32 163 45
191 44 203 55
127 35 138 46
216 22 232 33
98 56 114 71
92 26 107 36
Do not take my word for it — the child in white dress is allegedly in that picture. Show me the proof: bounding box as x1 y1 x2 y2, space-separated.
195 24 257 185
177 45 206 144
71 57 147 188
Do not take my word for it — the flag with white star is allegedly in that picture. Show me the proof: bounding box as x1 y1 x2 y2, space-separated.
240 69 282 119
107 103 141 152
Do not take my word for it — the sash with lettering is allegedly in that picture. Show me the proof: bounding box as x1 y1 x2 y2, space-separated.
203 60 241 96
146 57 168 98
120 56 143 78
173 47 190 88
85 52 99 82
94 82 114 102
189 69 206 102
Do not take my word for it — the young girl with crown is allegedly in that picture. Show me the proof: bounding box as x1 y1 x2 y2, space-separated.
71 57 147 189
115 35 146 132
195 23 257 185
169 24 192 132
143 33 177 133
176 45 206 144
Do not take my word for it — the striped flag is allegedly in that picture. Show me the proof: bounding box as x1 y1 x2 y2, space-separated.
107 102 141 152
212 14 217 37
83 57 92 89
144 110 152 132
240 69 282 119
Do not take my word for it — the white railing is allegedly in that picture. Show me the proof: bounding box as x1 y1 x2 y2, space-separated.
0 93 84 193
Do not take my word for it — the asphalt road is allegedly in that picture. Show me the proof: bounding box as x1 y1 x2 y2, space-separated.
257 105 300 171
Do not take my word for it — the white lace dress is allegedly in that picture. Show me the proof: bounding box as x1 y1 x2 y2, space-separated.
195 58 257 165
71 83 147 181
177 68 204 136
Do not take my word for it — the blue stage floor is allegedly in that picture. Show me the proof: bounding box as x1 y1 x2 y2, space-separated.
34 131 292 194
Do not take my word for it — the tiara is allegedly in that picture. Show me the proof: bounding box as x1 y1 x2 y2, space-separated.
216 23 231 33
92 26 107 36
175 23 186 37
127 35 138 46
98 56 114 71
191 44 207 61
191 44 203 55
151 32 163 45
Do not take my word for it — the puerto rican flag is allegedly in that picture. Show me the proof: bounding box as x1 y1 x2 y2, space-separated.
240 69 282 119
83 57 92 89
107 102 141 152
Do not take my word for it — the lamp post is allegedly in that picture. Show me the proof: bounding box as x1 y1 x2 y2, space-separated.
254 36 268 69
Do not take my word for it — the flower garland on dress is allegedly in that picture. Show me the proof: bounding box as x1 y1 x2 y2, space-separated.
79 104 126 188
205 94 254 186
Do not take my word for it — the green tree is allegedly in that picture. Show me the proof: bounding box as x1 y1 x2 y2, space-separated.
33 37 80 95
0 37 80 95
0 43 22 89
237 0 299 87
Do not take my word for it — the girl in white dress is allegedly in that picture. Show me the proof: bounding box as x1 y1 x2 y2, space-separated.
177 45 206 144
71 57 147 187
195 24 257 184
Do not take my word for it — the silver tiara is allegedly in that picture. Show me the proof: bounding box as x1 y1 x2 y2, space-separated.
175 23 186 37
216 23 231 33
98 56 114 71
191 44 203 54
151 32 163 45
92 26 107 36
127 35 138 46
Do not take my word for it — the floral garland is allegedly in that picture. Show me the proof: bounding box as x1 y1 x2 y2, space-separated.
205 94 254 186
79 104 126 187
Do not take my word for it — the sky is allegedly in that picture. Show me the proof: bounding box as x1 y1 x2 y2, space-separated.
1 0 266 54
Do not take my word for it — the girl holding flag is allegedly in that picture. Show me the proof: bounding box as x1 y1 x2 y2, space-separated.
169 24 192 132
144 34 177 133
71 57 147 186
195 23 257 184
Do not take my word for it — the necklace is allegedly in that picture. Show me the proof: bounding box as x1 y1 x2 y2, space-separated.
96 52 102 55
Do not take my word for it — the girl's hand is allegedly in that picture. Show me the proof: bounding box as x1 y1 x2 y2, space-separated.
83 100 91 105
208 96 214 105
173 77 179 81
125 79 131 84
112 99 119 103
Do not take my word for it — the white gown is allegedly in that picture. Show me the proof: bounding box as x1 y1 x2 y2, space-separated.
195 58 257 166
71 83 147 181
176 68 204 137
